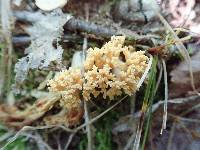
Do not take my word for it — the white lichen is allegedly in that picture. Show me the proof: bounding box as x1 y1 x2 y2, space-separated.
14 10 72 87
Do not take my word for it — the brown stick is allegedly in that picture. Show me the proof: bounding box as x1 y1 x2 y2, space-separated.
13 11 159 40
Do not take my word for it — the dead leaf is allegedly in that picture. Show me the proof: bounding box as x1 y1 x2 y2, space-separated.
170 50 200 97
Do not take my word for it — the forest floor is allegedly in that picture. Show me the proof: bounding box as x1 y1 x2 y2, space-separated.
0 0 200 150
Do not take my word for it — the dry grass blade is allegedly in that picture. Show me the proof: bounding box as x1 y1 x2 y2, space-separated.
133 125 143 150
167 122 176 150
64 133 76 150
0 125 75 150
75 95 128 131
169 114 200 124
0 132 13 142
137 55 153 89
124 132 135 150
133 95 200 119
0 0 13 98
0 126 29 150
82 36 92 150
160 59 168 134
20 132 53 150
84 101 92 150
82 5 93 149
155 62 163 92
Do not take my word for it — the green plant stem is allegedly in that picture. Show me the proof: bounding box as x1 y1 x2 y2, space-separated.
133 56 158 150
141 70 157 149
141 56 158 150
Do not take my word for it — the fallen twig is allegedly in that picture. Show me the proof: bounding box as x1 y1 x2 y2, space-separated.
133 95 200 118
13 11 159 40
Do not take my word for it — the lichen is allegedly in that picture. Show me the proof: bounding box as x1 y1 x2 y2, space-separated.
14 10 72 90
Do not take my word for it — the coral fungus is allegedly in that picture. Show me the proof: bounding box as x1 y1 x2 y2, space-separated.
48 36 149 109
83 36 148 100
48 68 83 109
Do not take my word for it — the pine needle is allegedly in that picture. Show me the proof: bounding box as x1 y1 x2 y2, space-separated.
160 59 168 134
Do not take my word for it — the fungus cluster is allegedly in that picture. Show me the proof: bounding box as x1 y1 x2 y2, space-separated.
48 36 149 110
48 68 83 109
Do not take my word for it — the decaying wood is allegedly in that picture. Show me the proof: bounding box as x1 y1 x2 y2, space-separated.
12 34 82 47
0 94 60 129
0 93 85 129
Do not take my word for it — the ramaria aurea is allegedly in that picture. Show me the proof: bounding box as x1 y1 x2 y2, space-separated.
48 36 149 109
